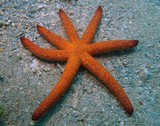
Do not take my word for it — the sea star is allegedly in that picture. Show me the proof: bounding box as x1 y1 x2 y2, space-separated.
21 6 138 121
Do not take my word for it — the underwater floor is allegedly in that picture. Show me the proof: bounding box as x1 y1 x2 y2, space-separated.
0 0 160 125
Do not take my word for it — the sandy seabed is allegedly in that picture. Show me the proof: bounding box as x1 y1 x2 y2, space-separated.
0 0 160 126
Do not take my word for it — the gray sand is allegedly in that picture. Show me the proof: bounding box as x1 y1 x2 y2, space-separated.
0 0 160 125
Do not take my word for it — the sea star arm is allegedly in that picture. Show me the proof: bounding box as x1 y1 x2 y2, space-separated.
87 40 138 55
37 25 69 49
59 9 79 42
81 53 134 114
82 6 102 44
21 37 69 61
32 54 81 121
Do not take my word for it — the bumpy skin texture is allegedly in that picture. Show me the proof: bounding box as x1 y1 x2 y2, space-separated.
21 6 138 121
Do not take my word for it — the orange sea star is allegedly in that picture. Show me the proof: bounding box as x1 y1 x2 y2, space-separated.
21 6 138 121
